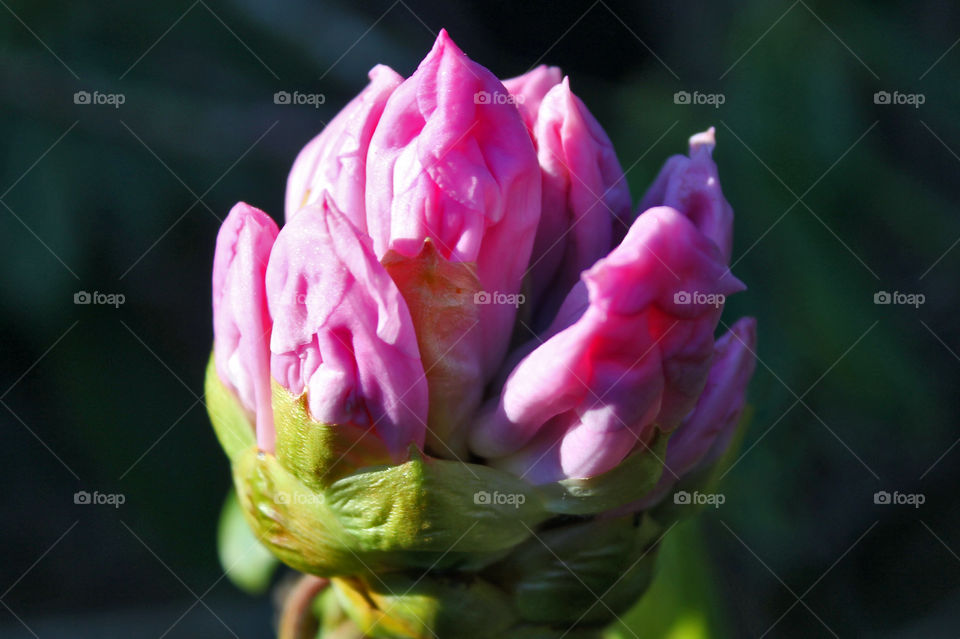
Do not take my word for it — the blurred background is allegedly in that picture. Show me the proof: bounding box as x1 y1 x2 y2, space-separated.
1 0 958 637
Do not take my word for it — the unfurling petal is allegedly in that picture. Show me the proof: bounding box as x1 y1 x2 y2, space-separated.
471 207 744 482
502 65 563 134
365 29 541 378
528 77 632 326
266 195 427 458
638 127 734 262
212 202 279 451
284 65 402 226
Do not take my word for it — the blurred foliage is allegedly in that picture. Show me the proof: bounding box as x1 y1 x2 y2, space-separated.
1 0 959 636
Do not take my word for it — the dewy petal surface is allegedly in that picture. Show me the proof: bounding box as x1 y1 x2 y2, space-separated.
471 206 744 482
266 195 427 458
365 29 541 378
284 64 402 227
212 202 279 451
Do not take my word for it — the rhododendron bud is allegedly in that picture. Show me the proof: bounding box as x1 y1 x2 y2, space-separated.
212 202 279 451
365 29 541 378
638 126 733 262
205 29 759 637
284 64 402 226
501 64 562 133
471 206 744 483
527 77 632 323
266 194 427 458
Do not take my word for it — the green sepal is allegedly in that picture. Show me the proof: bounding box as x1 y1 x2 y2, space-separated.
498 514 662 626
272 379 393 490
204 351 255 462
232 446 365 576
333 573 517 639
216 488 278 594
232 446 551 576
324 448 549 562
535 432 669 516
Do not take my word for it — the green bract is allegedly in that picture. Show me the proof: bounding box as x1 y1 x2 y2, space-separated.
205 354 685 635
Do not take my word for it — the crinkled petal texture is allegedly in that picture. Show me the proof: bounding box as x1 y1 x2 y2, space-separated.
284 64 402 226
471 207 744 483
528 77 632 326
212 202 279 451
638 127 733 262
266 195 427 458
365 29 541 377
502 65 562 134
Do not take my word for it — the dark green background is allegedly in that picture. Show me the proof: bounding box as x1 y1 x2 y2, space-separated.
1 1 958 637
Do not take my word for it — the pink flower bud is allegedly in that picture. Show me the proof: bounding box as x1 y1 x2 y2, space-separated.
365 29 541 377
527 77 632 324
502 65 563 134
266 195 427 458
212 202 279 451
638 127 734 262
284 65 402 227
471 206 744 482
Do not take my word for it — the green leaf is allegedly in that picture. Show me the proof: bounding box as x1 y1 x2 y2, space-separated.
216 488 278 594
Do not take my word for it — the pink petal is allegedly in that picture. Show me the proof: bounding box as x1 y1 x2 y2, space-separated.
212 202 279 451
266 194 427 458
284 65 402 227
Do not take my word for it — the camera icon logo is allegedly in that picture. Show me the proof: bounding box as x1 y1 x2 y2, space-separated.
673 91 691 105
873 291 891 304
473 491 491 505
74 291 92 304
674 291 691 304
673 490 692 505
474 91 491 104
873 490 891 505
74 90 91 105
74 490 91 504
873 91 891 105
276 492 290 504
474 291 491 305
274 91 292 105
